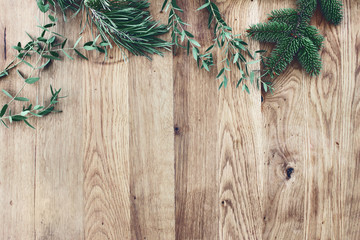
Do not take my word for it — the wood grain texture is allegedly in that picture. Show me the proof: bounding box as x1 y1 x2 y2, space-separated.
0 0 359 239
129 3 174 239
82 49 131 239
173 1 219 239
0 1 43 239
217 1 264 239
260 1 307 239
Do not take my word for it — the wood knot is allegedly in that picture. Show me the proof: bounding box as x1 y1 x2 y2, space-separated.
174 125 180 135
286 167 294 179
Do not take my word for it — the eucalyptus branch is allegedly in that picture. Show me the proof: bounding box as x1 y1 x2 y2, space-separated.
161 0 214 71
0 1 102 129
198 0 273 93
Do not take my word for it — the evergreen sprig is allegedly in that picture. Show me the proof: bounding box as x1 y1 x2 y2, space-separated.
247 0 343 78
52 0 171 60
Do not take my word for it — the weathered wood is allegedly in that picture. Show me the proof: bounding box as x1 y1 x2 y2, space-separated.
0 0 359 239
129 2 175 238
217 1 264 239
173 1 219 239
82 50 131 239
259 0 307 239
34 12 85 240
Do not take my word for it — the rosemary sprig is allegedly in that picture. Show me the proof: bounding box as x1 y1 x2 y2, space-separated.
84 0 171 60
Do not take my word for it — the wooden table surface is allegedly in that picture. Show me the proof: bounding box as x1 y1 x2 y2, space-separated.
0 0 359 239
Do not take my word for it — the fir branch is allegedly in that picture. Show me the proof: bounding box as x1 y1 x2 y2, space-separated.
297 38 322 76
265 37 300 77
268 9 299 26
318 0 343 25
298 25 324 50
247 0 343 78
247 22 293 43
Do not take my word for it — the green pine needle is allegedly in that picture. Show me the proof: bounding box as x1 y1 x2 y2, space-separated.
247 0 343 78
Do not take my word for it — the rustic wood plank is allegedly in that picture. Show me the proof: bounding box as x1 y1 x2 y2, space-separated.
0 1 359 239
129 2 175 237
336 0 360 238
303 2 359 239
259 1 307 239
0 1 42 239
217 1 264 239
173 1 219 239
129 53 175 239
34 14 85 239
82 50 131 238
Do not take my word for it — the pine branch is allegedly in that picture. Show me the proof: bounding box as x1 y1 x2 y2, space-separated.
297 38 322 76
318 0 343 25
247 0 342 78
247 22 293 43
268 8 299 26
298 25 324 50
265 37 300 77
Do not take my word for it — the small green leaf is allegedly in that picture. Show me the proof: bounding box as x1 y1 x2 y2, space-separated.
223 75 228 88
192 47 198 61
62 49 74 60
12 115 28 121
12 46 23 51
74 49 88 60
74 36 82 48
218 81 224 90
43 23 56 28
37 0 49 13
37 59 51 69
184 31 194 38
263 82 268 92
180 31 186 43
250 71 254 84
61 39 68 48
25 77 40 84
99 42 110 47
197 2 210 11
20 111 30 116
1 119 8 128
17 70 25 80
42 55 60 60
33 105 44 110
242 84 250 94
216 68 225 79
233 53 239 63
14 97 29 102
47 36 56 44
189 38 201 47
83 46 97 51
2 89 13 98
0 104 8 117
48 14 57 22
24 120 35 129
236 78 243 88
